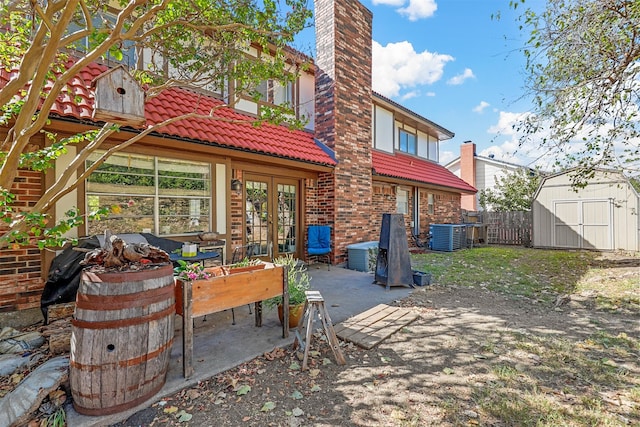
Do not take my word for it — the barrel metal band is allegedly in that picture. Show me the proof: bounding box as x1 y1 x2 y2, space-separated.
73 379 166 416
75 284 175 310
70 336 174 371
71 305 174 329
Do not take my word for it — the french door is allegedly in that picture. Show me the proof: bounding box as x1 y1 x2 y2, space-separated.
244 175 300 260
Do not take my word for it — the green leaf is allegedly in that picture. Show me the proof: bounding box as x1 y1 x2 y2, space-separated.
260 401 276 412
176 410 192 422
289 361 300 370
443 367 455 375
290 390 303 400
236 385 251 396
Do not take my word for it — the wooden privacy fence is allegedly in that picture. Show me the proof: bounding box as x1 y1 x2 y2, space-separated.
486 211 533 246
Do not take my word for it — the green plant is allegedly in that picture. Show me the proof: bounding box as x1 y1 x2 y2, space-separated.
46 407 65 427
228 257 262 269
173 260 211 281
265 254 310 308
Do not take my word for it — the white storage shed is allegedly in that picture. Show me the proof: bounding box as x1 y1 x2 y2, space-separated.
532 169 639 252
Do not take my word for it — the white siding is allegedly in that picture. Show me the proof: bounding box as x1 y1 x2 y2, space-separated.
57 147 78 239
533 170 640 251
417 130 428 158
374 106 394 153
216 164 226 233
475 160 520 211
299 72 315 131
235 99 258 115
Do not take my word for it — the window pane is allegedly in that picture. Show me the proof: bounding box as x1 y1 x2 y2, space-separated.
159 198 210 234
87 195 154 235
408 134 416 154
398 130 416 154
245 181 269 257
86 152 155 195
158 158 210 196
397 189 408 214
277 183 296 253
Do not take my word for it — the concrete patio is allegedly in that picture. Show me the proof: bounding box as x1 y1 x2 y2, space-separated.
66 265 415 427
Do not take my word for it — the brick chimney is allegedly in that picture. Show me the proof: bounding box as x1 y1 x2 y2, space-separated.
460 142 477 210
314 0 373 264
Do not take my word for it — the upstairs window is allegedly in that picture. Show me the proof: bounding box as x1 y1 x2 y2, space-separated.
67 12 137 68
398 129 417 155
256 79 294 106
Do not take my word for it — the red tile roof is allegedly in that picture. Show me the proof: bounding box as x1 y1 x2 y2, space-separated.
372 150 477 194
1 63 335 166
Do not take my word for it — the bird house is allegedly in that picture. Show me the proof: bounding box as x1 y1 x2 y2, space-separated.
92 65 145 126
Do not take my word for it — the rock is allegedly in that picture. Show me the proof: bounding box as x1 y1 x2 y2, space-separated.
463 409 479 418
0 356 69 427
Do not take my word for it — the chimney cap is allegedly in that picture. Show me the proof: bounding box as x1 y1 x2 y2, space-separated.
463 140 472 144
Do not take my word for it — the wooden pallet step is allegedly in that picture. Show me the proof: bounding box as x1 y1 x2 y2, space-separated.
335 304 419 350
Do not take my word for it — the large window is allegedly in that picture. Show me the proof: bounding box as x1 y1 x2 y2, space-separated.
399 129 417 155
86 152 211 236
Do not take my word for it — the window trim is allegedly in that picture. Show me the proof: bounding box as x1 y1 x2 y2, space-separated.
397 188 409 215
398 128 417 155
85 152 212 237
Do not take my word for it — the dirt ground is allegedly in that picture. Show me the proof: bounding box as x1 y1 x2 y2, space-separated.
112 254 639 427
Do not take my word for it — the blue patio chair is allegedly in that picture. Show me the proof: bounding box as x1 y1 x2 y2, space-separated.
307 225 331 270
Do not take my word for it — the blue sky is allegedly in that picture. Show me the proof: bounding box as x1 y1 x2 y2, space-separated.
295 0 548 168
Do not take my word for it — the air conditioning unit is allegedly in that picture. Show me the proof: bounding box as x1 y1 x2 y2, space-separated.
429 224 465 252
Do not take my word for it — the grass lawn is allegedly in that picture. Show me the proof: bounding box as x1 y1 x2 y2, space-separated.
408 246 640 426
412 245 640 311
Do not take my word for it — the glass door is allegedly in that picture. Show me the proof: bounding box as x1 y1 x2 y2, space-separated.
244 175 299 260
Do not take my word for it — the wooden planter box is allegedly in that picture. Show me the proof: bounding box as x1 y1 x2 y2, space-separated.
175 263 288 378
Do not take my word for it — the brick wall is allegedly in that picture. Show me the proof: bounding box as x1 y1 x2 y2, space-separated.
0 169 44 312
372 184 461 248
419 189 461 228
315 0 374 265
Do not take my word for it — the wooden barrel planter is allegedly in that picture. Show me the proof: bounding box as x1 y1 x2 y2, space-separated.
70 264 175 415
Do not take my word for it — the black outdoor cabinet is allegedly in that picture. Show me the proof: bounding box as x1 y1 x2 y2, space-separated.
374 213 414 290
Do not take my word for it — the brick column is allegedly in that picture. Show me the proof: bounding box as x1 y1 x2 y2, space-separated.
314 0 374 264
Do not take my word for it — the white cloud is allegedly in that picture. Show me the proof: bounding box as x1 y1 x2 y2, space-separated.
473 101 490 113
447 68 475 85
485 111 558 169
438 150 456 166
398 0 438 21
425 91 436 97
487 111 529 136
372 40 454 98
400 91 420 101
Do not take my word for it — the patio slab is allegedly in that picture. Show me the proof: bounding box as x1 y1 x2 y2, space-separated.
66 265 414 427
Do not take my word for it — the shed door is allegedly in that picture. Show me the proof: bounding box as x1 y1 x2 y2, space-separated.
553 199 612 249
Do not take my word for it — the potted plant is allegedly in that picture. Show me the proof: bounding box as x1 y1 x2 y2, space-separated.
265 254 310 328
